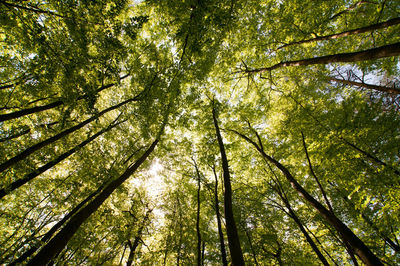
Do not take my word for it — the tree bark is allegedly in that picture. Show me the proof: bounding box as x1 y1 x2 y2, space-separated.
244 42 400 74
26 139 158 266
193 159 202 266
329 181 400 253
0 74 129 123
126 208 152 266
278 17 400 50
213 107 245 266
244 228 259 266
0 95 138 174
330 77 400 94
230 129 383 266
301 132 334 213
267 164 330 266
10 184 105 265
212 166 228 266
0 119 124 199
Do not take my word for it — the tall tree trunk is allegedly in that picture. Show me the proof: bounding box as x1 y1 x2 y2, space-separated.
0 74 129 122
10 183 105 265
201 241 205 266
231 129 383 266
330 77 400 94
212 107 245 266
0 96 138 174
283 93 400 177
212 166 228 266
26 139 159 266
0 119 124 199
340 138 400 176
301 132 334 213
267 164 330 266
244 228 259 266
126 208 152 266
244 42 400 74
305 226 340 266
329 181 400 253
193 159 202 266
299 137 360 264
278 17 400 50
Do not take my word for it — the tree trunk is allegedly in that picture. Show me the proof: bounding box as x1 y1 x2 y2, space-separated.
201 241 205 266
329 181 400 253
193 159 202 266
0 75 129 122
231 129 383 266
0 96 138 174
244 228 259 266
330 77 400 94
340 138 400 176
284 93 400 177
10 182 106 264
267 165 330 266
301 132 334 213
26 139 158 265
244 42 400 74
212 166 228 266
126 208 152 266
278 17 400 50
0 119 124 199
212 107 245 266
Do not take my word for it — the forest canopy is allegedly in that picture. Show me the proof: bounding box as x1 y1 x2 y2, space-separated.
0 0 400 265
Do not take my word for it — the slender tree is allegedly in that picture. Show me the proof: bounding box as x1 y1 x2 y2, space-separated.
0 118 125 199
193 158 202 266
230 128 383 266
0 75 129 123
213 105 245 266
266 164 330 266
212 165 228 266
0 94 141 174
277 17 400 50
242 42 400 74
126 207 153 266
330 77 400 94
27 139 159 265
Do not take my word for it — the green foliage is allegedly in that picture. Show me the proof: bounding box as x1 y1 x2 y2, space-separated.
1 0 400 264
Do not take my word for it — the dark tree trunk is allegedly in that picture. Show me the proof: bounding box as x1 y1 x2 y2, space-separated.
0 75 129 122
329 181 400 253
193 159 202 266
26 139 158 266
11 182 106 264
340 138 400 176
267 164 330 266
301 132 334 213
0 120 124 199
278 17 400 50
0 96 138 174
212 166 228 266
126 208 152 266
244 42 400 74
231 129 383 266
212 107 245 266
244 228 259 266
330 77 400 94
285 93 400 177
201 241 205 266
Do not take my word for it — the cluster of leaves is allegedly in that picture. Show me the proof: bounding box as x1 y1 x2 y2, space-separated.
1 0 400 265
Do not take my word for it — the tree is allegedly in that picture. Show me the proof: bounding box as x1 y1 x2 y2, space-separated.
1 0 400 265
